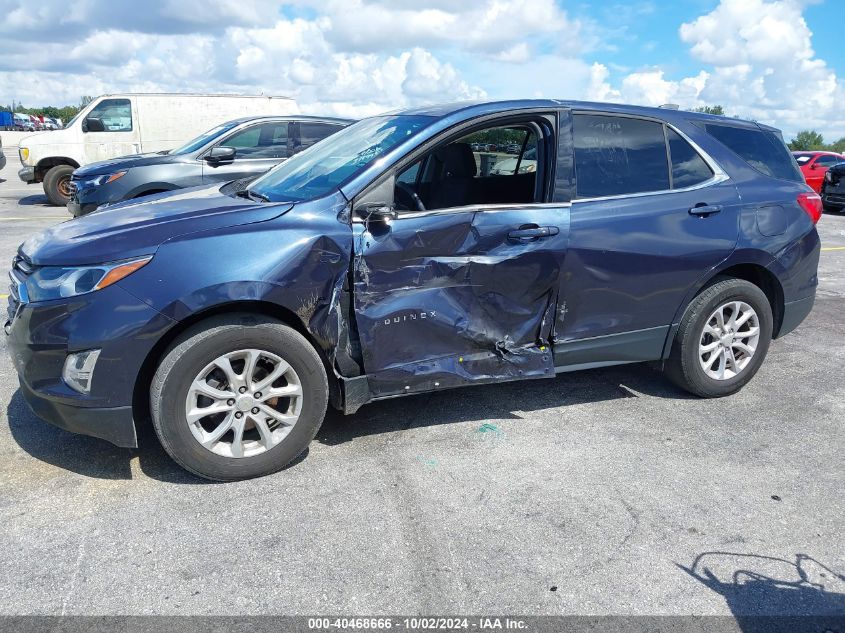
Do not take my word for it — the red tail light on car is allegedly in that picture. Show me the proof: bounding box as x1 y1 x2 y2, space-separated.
797 192 823 224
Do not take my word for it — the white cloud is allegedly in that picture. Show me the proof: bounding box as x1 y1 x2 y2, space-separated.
0 0 843 140
617 0 845 138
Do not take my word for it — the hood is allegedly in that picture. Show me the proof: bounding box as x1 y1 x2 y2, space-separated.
20 185 292 266
74 152 176 177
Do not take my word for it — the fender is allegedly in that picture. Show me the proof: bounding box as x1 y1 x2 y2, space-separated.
659 248 785 359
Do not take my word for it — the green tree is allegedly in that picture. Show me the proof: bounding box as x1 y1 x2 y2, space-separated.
789 130 825 151
693 105 725 116
829 137 845 154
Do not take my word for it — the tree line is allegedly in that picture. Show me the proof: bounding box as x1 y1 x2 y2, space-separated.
0 96 93 122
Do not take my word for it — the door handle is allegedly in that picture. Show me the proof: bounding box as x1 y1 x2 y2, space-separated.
689 204 722 216
508 225 560 241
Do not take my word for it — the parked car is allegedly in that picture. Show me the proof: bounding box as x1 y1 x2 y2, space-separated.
0 111 13 131
792 151 845 193
17 93 299 207
6 100 820 481
820 161 845 212
68 116 352 216
14 113 34 132
489 145 537 175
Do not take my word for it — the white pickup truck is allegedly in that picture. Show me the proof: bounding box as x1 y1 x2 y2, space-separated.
16 93 299 206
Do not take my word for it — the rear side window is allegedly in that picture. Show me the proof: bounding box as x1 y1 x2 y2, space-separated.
702 123 802 182
297 122 343 153
667 129 713 188
573 114 669 198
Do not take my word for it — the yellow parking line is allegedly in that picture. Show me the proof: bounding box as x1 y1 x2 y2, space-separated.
821 246 845 251
0 294 7 299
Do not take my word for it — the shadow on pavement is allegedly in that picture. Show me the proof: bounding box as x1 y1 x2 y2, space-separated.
17 194 51 206
8 363 688 482
678 551 845 632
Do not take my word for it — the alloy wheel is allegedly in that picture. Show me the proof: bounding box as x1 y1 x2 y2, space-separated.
698 301 760 381
184 349 303 458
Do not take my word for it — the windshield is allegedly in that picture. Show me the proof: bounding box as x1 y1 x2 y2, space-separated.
170 121 242 155
249 115 432 202
793 154 813 164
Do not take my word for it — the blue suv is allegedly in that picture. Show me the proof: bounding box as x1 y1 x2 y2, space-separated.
6 100 821 480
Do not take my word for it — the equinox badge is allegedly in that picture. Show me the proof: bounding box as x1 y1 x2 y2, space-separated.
383 311 436 325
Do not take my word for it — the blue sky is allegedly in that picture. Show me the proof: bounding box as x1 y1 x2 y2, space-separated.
0 0 843 139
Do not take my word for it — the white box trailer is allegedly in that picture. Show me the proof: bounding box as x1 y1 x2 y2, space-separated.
16 93 299 205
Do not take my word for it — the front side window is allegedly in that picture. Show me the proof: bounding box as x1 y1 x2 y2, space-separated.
816 155 840 167
573 114 669 198
392 123 543 212
87 98 132 132
221 122 290 159
249 115 432 203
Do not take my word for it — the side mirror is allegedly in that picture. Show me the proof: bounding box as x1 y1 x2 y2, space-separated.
205 146 237 165
355 202 397 223
83 117 105 133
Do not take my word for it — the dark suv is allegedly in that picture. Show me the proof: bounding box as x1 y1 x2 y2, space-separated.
68 116 352 216
6 100 821 481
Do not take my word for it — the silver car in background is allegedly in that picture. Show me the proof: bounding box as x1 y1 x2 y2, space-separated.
67 115 353 216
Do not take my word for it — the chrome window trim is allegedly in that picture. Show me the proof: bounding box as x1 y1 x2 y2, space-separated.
570 111 730 204
351 201 571 223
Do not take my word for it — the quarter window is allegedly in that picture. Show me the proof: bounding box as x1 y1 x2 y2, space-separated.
573 114 669 198
667 129 713 188
87 98 132 132
701 123 802 183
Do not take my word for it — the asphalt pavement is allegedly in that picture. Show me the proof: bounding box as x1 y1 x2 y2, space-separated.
0 151 843 617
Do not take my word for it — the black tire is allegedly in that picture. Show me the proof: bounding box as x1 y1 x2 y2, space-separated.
42 165 75 206
665 277 773 398
150 314 328 481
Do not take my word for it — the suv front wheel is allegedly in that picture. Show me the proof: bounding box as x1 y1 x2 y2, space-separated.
666 278 773 397
151 315 328 481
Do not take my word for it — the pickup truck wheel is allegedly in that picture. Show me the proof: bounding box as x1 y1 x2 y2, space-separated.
150 315 328 481
42 165 75 206
665 278 773 398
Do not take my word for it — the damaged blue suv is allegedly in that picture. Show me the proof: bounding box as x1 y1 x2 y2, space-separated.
6 100 821 480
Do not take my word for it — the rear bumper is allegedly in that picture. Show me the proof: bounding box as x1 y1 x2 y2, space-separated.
18 379 137 447
777 293 815 339
18 165 35 184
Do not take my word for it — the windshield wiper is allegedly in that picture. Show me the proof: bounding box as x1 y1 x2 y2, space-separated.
235 189 270 203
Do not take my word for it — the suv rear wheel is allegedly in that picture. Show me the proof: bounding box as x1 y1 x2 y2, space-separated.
151 314 328 481
665 278 773 397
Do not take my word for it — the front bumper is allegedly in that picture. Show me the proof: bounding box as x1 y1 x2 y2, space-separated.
18 165 35 184
67 180 114 216
821 189 845 209
5 276 175 448
18 379 137 447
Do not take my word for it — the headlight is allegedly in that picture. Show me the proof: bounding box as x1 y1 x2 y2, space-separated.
84 171 127 187
25 256 152 302
19 147 29 162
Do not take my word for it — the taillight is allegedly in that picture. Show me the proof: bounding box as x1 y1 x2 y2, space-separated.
797 192 822 224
